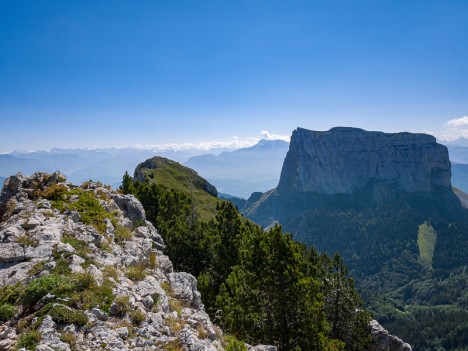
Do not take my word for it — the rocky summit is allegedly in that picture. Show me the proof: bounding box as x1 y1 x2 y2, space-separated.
278 127 451 196
0 172 274 351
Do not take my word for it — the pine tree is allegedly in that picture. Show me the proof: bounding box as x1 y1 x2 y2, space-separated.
322 253 371 351
119 171 134 194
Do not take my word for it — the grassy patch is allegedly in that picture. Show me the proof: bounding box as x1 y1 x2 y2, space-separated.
197 324 208 339
62 233 91 257
114 225 132 244
103 265 119 281
39 184 68 201
165 315 184 332
162 338 184 351
46 304 88 325
149 251 157 269
51 188 116 234
16 330 41 350
23 273 72 308
60 332 77 351
417 222 437 269
0 283 24 305
15 234 38 247
137 157 221 221
168 298 182 316
28 261 47 276
125 263 147 282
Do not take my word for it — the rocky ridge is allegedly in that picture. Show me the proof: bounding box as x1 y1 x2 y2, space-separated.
0 172 270 351
0 172 409 351
278 127 451 196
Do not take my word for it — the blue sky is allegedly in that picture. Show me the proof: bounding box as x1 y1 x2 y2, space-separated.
1 0 468 152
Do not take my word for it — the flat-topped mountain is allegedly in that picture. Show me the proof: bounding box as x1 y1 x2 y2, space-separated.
278 127 451 196
243 127 468 350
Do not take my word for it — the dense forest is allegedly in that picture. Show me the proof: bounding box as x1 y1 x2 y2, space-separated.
120 172 371 351
286 205 468 350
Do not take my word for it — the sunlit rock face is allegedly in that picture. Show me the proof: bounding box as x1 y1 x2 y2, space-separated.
278 127 451 197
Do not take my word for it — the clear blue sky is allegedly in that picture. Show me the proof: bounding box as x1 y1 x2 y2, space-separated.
1 0 468 151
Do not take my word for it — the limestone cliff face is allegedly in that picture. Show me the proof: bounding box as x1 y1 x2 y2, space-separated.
277 127 451 196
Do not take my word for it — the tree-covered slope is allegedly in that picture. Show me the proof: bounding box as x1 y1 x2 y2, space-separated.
120 167 379 351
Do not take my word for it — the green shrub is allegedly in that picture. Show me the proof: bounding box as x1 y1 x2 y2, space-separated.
113 295 131 317
70 279 114 313
0 283 24 305
0 303 16 321
24 274 71 308
16 330 41 350
72 272 96 291
40 184 68 201
48 304 88 325
225 336 248 351
114 225 133 243
130 309 146 325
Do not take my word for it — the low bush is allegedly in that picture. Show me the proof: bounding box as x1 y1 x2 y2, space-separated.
23 274 71 308
225 336 248 351
114 226 132 243
113 295 131 317
39 184 68 201
130 309 146 326
0 283 24 305
0 303 16 321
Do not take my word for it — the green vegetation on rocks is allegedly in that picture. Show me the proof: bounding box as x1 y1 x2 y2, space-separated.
122 171 371 350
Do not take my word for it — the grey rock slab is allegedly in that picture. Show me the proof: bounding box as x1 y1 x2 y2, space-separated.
91 308 108 321
367 320 412 351
168 272 199 308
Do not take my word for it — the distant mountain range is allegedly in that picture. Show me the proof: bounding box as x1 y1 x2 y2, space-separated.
0 146 242 189
3 137 468 197
184 139 289 198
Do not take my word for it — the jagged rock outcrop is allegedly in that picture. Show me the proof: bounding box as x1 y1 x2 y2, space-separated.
367 320 412 351
0 172 269 351
278 127 451 197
